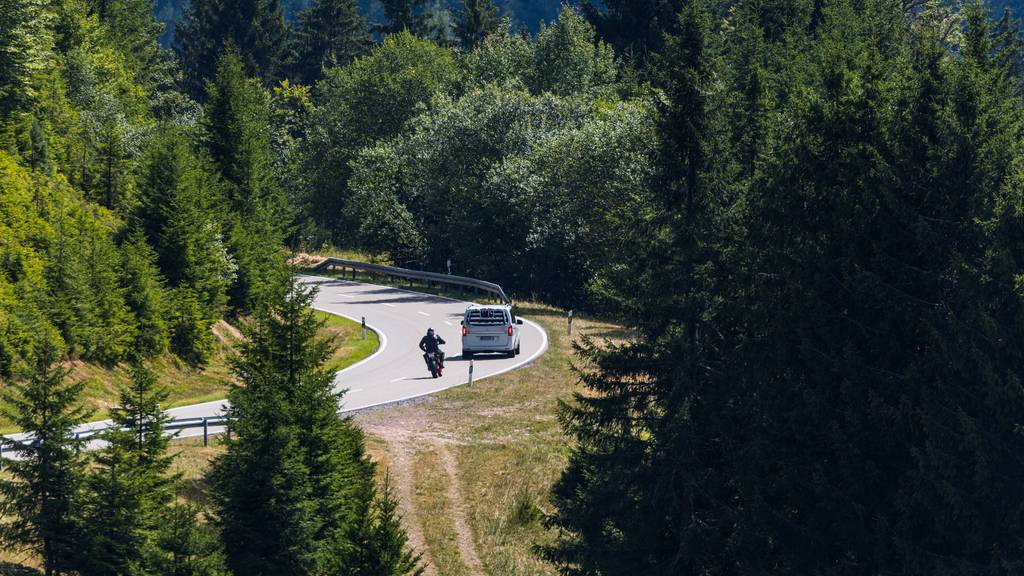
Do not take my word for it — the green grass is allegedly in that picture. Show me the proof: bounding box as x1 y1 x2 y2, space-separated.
0 312 379 434
315 310 380 373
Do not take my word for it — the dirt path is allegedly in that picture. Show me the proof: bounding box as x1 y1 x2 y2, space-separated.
384 440 436 576
437 444 484 574
360 410 485 576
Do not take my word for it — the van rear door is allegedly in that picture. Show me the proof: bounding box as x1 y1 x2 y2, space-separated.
465 308 511 348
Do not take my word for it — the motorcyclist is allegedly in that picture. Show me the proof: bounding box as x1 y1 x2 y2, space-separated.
419 328 446 364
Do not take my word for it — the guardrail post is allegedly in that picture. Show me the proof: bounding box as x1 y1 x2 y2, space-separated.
203 418 209 447
361 316 367 340
468 359 474 386
568 310 574 336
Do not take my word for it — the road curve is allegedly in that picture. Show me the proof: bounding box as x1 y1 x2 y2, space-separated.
4 275 548 446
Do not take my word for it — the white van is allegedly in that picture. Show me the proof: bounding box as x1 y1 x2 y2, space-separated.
461 304 522 358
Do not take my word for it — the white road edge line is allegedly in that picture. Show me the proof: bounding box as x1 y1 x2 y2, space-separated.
444 321 452 326
383 303 396 308
418 311 430 317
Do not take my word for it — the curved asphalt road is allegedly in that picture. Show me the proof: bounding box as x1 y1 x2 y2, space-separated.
4 275 548 447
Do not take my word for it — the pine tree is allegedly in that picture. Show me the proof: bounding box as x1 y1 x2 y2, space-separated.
454 0 500 50
174 0 289 97
550 1 1024 573
0 344 89 576
79 365 176 576
377 0 429 36
290 0 369 85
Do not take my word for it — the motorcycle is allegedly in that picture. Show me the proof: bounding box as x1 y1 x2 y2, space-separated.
424 351 445 378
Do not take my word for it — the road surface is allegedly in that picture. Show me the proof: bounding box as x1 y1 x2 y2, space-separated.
3 275 548 448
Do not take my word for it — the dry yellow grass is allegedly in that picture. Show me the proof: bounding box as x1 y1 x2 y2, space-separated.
356 303 623 575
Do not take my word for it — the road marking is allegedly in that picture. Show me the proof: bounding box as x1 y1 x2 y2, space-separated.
444 321 452 326
390 377 408 383
418 311 430 317
349 388 363 393
383 303 396 308
339 293 354 298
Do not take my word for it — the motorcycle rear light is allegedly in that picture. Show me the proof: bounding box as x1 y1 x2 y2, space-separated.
462 326 467 337
507 326 513 337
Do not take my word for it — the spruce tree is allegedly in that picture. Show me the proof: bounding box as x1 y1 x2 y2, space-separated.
549 1 1024 574
174 0 289 97
377 0 429 36
453 0 500 50
152 503 227 576
0 0 52 115
208 290 319 575
120 232 170 360
209 280 388 574
273 282 376 573
204 49 289 311
581 0 684 65
350 473 423 576
290 0 369 85
79 365 176 576
545 3 723 573
0 344 89 576
136 125 234 320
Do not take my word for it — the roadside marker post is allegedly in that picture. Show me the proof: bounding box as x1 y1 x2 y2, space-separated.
468 359 474 386
361 316 367 340
568 310 574 336
203 418 209 447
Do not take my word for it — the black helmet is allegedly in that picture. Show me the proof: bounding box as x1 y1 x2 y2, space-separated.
427 328 435 336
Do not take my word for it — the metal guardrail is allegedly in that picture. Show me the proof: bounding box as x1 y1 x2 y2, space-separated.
313 258 512 305
0 416 229 463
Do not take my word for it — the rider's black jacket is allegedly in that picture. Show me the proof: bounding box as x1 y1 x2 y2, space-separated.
419 334 446 354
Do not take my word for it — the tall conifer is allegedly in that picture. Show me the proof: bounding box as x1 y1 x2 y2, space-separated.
290 0 369 84
0 344 89 576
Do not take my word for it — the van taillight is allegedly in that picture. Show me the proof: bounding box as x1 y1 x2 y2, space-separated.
462 326 467 337
507 326 513 337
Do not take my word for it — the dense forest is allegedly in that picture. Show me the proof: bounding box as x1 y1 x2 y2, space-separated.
2 0 1024 574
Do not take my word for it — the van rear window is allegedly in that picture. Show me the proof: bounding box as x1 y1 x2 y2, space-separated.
466 309 508 326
